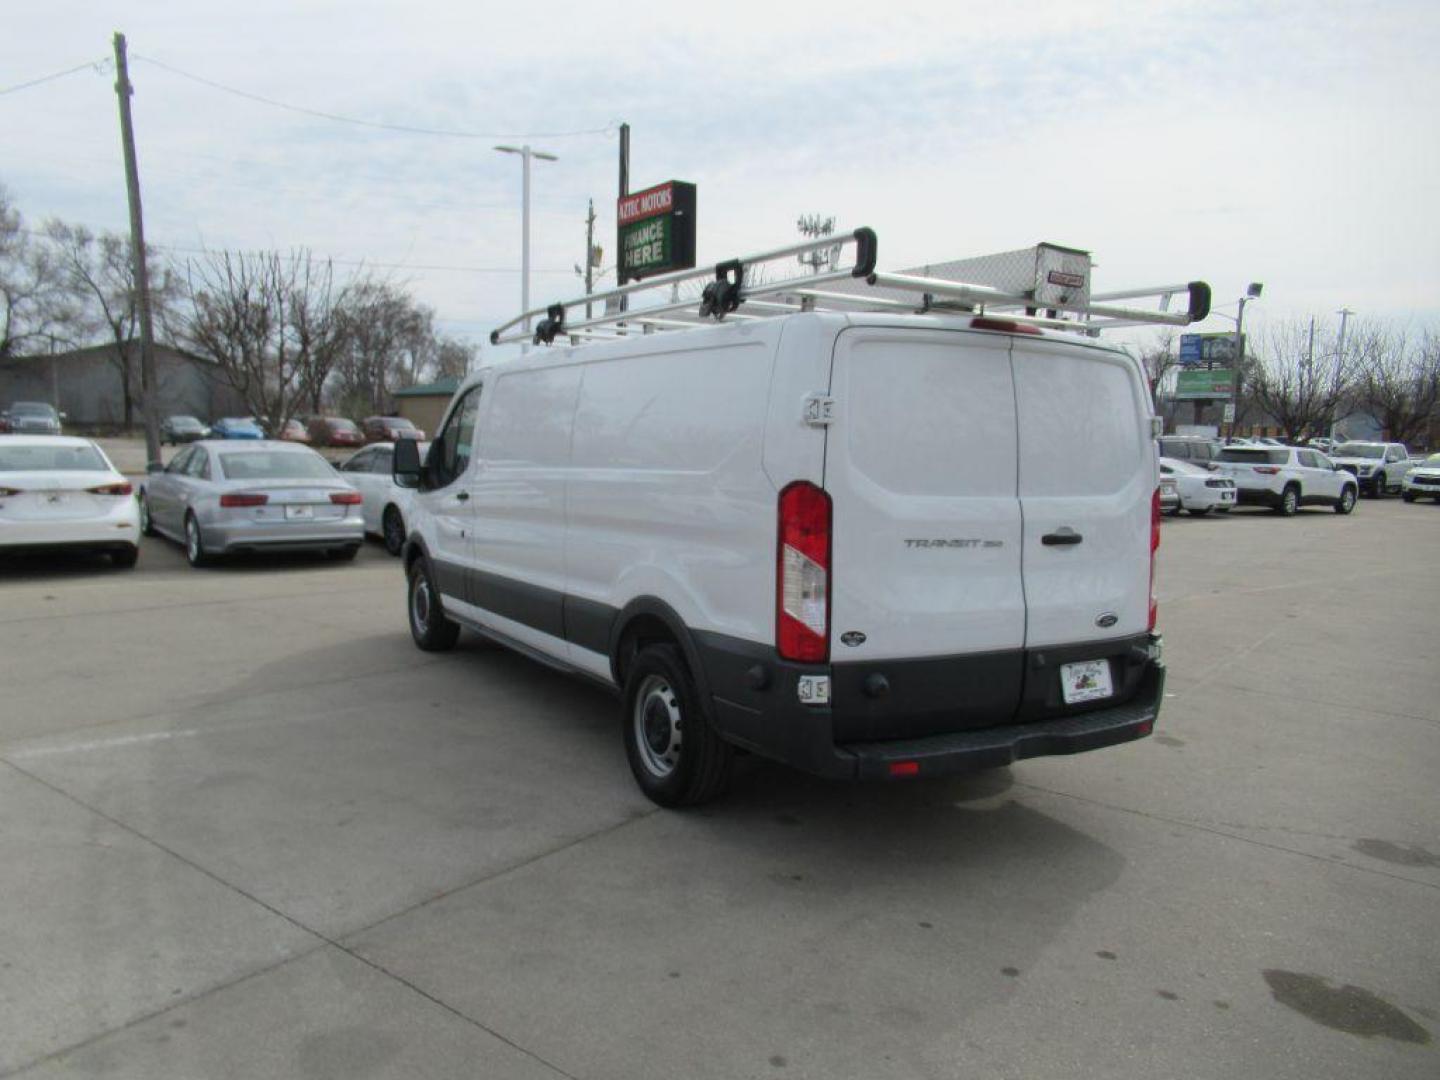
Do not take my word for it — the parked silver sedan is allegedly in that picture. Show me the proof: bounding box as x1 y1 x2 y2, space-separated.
139 441 364 567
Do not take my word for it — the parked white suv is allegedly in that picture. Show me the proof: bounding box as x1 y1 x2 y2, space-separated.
1330 441 1411 497
393 309 1171 805
1215 446 1358 515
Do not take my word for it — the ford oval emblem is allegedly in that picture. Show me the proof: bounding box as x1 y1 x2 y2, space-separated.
1095 612 1119 628
840 631 867 647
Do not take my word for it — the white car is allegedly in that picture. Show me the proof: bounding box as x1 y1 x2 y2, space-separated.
1214 445 1358 516
1159 456 1236 516
0 436 141 566
1401 452 1440 503
1329 441 1411 497
337 442 428 555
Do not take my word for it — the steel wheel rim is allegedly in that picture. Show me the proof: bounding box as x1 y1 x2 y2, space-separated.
1342 489 1355 511
1284 490 1297 513
634 674 682 778
411 572 432 633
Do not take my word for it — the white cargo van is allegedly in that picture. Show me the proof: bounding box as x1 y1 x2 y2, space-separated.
394 231 1209 805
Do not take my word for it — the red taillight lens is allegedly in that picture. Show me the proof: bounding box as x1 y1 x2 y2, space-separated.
889 761 921 778
87 482 133 496
219 492 268 507
1253 466 1281 475
777 481 831 663
1149 487 1161 632
329 491 363 505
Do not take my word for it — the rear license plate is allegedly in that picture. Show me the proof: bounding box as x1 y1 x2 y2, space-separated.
285 505 313 520
1060 660 1113 704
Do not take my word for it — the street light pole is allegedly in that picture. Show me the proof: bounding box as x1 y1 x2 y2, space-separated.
494 144 557 337
1330 307 1355 442
1228 282 1263 438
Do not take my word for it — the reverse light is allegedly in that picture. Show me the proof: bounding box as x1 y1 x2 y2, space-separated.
777 481 831 663
87 482 133 496
329 491 363 505
219 492 269 507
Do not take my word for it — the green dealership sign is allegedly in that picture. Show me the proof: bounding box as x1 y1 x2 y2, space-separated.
617 180 696 282
1174 368 1235 400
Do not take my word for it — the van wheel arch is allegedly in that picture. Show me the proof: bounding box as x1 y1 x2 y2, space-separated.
610 599 714 709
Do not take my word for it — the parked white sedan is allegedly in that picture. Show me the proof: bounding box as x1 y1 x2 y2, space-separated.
337 442 428 555
0 436 141 566
1159 456 1236 516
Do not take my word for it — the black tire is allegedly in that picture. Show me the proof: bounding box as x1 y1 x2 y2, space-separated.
1187 507 1211 517
622 644 734 808
382 505 406 557
1335 485 1357 514
139 493 155 536
184 512 212 567
407 556 460 651
327 545 359 562
1402 490 1417 503
1276 485 1300 516
110 545 139 569
1371 473 1386 498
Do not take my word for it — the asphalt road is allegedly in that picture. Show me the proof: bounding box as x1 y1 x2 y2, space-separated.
1 500 1436 1079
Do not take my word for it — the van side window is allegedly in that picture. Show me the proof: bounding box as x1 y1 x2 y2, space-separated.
433 385 482 488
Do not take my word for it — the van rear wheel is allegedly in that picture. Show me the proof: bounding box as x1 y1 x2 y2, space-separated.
623 644 733 808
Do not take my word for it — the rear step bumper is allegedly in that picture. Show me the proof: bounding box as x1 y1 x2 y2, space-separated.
843 662 1162 780
703 636 1163 781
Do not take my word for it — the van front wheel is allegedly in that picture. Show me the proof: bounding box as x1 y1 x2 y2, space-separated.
623 644 733 808
408 557 460 651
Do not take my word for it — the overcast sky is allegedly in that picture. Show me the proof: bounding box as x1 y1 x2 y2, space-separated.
4 0 1438 359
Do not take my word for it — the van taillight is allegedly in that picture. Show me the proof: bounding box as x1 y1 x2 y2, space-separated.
1149 487 1161 632
777 481 831 663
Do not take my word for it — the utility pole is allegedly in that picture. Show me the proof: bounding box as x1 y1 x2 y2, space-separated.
112 31 161 467
618 122 630 313
1330 307 1355 442
584 198 596 321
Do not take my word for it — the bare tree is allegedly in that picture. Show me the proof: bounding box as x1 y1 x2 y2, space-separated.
178 249 353 432
431 336 476 382
1248 320 1358 442
1138 330 1178 412
332 281 433 416
44 220 178 429
1355 327 1440 446
0 187 78 360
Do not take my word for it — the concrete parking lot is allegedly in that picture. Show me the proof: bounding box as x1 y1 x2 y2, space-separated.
1 501 1436 1079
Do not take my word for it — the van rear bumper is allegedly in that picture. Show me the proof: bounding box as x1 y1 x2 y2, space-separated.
842 663 1162 780
701 632 1163 781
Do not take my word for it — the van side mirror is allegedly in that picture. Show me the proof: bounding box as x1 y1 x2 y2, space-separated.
393 437 422 489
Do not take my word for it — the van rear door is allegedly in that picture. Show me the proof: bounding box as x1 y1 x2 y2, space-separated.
1010 337 1155 718
823 327 1026 740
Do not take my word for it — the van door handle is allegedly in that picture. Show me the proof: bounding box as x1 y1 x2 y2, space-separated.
455 491 469 502
1042 528 1082 546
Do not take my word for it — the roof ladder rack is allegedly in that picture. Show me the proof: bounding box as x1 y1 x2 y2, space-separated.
489 229 1209 347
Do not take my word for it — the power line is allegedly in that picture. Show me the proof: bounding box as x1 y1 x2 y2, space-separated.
0 58 109 97
131 54 616 141
17 225 571 275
